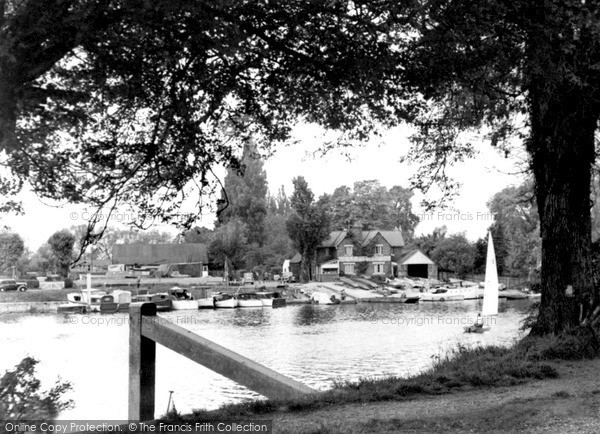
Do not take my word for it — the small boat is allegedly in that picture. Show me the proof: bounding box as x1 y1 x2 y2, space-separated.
66 289 108 312
132 292 173 311
255 291 287 308
237 292 264 308
214 293 238 308
465 232 498 333
310 291 341 305
197 291 221 309
420 288 464 302
168 287 197 310
498 289 529 300
389 293 421 304
110 289 132 312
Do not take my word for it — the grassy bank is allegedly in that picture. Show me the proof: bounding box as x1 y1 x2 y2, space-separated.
170 327 598 425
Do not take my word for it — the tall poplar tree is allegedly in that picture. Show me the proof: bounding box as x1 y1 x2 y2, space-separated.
286 177 330 282
218 140 268 248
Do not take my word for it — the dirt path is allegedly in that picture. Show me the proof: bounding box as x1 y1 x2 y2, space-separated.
271 359 600 433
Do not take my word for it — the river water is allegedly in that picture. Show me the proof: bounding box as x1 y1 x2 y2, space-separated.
0 299 532 419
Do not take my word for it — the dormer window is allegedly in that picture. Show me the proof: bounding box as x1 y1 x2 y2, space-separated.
344 245 353 256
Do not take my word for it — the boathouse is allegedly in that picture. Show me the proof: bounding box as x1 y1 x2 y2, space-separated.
398 249 438 279
111 243 209 277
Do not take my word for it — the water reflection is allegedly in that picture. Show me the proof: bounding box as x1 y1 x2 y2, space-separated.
0 300 534 420
294 305 339 326
232 308 271 327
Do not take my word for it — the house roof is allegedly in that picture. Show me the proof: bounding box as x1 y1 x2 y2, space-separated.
319 229 405 248
72 259 112 267
112 243 208 265
289 252 303 263
320 231 348 247
399 250 435 265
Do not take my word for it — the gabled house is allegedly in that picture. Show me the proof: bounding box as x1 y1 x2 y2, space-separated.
315 228 405 279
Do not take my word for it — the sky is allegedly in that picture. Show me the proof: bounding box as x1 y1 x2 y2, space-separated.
0 123 526 252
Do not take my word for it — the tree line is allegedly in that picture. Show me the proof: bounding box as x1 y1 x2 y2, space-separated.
3 167 582 285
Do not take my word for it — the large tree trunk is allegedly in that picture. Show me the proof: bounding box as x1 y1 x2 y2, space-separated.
0 67 18 153
528 83 599 335
300 250 311 283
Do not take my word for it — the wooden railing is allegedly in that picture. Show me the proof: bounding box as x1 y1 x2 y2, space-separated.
129 303 316 420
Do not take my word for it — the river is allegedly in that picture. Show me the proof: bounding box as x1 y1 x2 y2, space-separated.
0 299 533 419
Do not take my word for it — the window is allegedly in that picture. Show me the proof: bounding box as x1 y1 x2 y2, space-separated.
373 263 385 274
344 263 355 275
375 245 383 255
344 245 353 256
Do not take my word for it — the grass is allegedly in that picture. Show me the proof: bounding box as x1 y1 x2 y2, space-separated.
169 327 599 422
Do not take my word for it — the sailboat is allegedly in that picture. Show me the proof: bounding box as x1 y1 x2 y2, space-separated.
464 231 499 333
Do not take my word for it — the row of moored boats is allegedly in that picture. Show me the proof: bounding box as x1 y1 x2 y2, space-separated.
58 287 286 313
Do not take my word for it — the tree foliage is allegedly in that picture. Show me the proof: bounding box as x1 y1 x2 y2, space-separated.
487 183 540 278
4 0 600 333
320 180 419 238
0 0 403 254
286 177 330 282
208 219 248 272
409 226 447 257
0 357 72 419
431 233 476 279
218 140 268 248
47 230 75 277
383 0 600 334
0 231 24 274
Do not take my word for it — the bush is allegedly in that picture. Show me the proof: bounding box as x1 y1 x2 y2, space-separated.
64 278 73 289
21 279 39 289
0 357 72 419
518 327 600 360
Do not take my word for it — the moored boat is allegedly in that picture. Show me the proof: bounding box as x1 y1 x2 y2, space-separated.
168 287 197 310
132 292 173 311
214 293 238 308
389 293 421 303
255 291 287 308
498 289 529 300
196 291 222 309
420 288 465 302
237 293 263 308
65 289 107 312
61 289 132 313
197 290 222 309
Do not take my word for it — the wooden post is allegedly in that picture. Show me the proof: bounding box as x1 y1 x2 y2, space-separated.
129 303 157 421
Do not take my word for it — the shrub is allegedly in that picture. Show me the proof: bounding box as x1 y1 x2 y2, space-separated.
21 279 39 289
0 357 72 419
64 278 73 289
518 327 600 360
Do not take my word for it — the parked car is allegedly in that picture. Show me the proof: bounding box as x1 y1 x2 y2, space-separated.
0 279 28 292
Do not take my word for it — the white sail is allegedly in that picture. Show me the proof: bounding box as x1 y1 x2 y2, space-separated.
481 231 499 316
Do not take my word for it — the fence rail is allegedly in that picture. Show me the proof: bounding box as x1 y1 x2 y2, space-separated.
129 303 316 420
462 274 535 289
